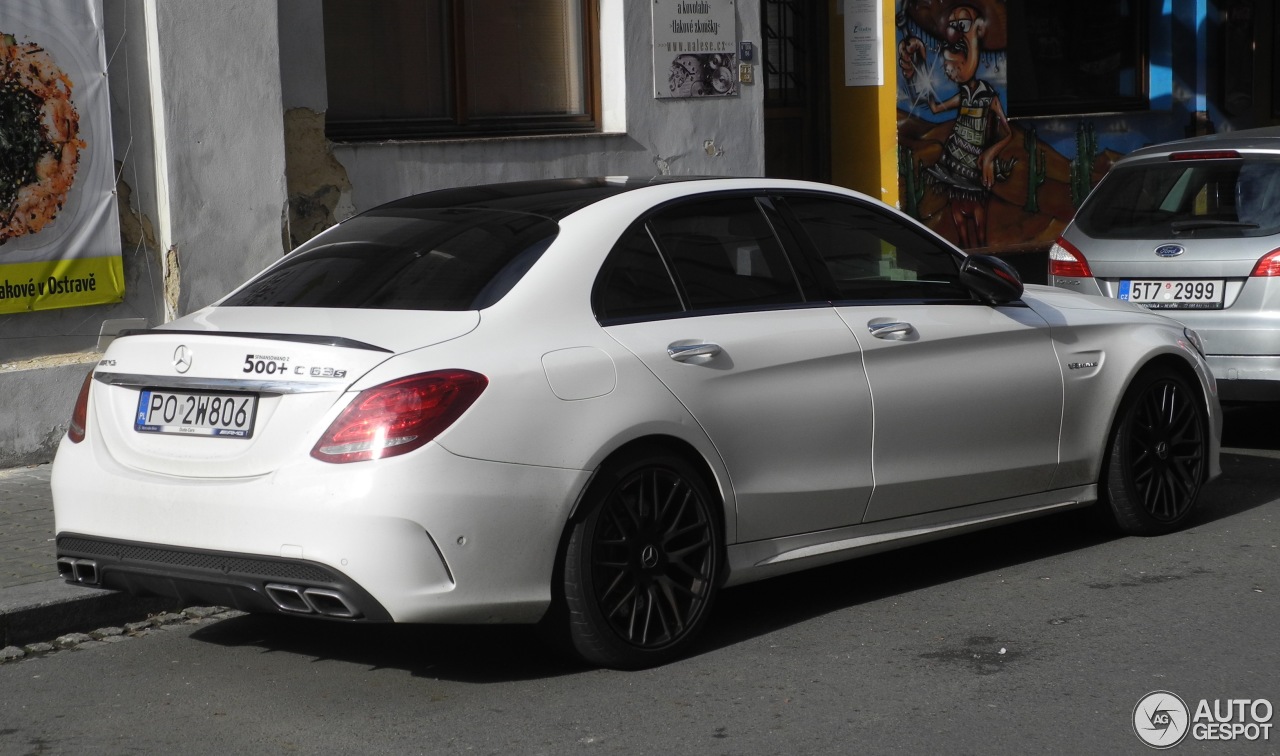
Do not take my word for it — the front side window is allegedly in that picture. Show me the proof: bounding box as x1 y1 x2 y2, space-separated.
782 196 970 301
323 0 597 140
1075 158 1280 239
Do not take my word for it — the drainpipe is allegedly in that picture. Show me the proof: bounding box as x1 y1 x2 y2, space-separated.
142 0 177 322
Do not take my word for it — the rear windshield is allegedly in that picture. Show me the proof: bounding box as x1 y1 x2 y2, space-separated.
1075 157 1280 239
221 208 558 310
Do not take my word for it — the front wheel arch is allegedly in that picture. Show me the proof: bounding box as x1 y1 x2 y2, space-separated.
1100 360 1210 536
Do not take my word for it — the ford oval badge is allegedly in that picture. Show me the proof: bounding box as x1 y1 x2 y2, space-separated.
1155 244 1185 258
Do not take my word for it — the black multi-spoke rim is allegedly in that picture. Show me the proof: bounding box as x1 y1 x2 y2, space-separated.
1122 379 1206 522
589 467 716 649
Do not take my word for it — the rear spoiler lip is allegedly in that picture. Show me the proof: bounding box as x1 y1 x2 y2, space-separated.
115 329 393 354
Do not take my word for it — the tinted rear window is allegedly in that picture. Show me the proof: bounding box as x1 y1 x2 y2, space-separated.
221 208 558 310
1076 157 1280 239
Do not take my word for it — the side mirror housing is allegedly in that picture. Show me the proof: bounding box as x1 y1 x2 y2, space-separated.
959 254 1024 305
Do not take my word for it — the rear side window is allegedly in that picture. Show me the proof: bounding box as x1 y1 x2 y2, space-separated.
648 197 803 311
1076 158 1280 238
221 208 558 310
592 226 682 320
782 196 969 301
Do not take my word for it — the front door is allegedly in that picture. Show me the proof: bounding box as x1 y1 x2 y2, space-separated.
775 193 1063 523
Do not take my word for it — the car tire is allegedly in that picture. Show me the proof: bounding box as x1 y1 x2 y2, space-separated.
561 449 722 669
1103 367 1209 536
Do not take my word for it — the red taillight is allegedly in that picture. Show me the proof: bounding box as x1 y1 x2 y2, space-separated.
68 370 94 443
1251 248 1280 277
311 370 488 464
1049 237 1094 278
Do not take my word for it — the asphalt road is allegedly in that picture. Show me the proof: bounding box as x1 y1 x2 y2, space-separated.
1 407 1277 756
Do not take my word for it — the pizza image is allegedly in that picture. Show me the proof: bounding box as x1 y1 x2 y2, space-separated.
0 31 83 244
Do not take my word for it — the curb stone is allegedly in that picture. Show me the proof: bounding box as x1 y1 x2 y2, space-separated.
0 606 243 663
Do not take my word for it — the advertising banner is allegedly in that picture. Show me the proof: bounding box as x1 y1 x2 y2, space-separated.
652 0 739 98
0 0 122 315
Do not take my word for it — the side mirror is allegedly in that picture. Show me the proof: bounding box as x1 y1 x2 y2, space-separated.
959 254 1023 305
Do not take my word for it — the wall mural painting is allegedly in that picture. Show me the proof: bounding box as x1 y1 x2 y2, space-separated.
895 0 1112 252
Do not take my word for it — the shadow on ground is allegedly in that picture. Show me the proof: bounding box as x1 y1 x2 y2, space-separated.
189 414 1279 683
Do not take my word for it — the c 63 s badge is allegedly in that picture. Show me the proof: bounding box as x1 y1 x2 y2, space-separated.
242 354 346 379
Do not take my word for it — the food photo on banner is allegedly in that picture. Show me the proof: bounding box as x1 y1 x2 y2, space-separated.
0 0 122 315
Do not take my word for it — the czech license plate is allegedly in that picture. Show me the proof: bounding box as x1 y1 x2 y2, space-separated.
135 389 258 438
1118 279 1224 309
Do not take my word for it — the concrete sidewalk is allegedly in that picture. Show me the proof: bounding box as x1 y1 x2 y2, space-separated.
0 465 179 648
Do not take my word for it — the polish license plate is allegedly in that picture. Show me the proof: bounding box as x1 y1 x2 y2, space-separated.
1118 279 1224 309
135 389 258 438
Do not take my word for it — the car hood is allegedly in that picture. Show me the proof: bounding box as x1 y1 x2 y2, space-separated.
1023 284 1150 312
1020 283 1178 323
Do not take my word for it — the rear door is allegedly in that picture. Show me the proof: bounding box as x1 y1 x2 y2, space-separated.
597 195 874 542
778 194 1064 523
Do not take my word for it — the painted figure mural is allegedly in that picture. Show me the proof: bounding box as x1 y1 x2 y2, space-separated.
897 0 1012 248
893 1 1193 255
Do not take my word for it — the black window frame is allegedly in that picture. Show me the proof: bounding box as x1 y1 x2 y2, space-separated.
323 0 601 142
1006 2 1150 118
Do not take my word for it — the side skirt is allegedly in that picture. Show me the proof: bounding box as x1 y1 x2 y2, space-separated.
724 485 1097 587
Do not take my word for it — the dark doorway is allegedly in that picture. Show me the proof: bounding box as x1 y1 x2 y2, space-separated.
762 0 830 180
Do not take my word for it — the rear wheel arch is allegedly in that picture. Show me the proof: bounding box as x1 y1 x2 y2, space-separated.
542 435 729 668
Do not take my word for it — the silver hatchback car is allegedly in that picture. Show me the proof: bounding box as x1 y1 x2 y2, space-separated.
1050 126 1280 401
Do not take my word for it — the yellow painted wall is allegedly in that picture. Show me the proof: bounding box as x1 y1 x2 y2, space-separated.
828 0 898 208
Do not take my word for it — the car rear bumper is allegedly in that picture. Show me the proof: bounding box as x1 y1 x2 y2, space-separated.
1207 355 1280 401
51 439 591 624
56 533 395 621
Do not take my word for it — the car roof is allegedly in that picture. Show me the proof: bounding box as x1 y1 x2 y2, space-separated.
372 176 718 220
1121 125 1280 163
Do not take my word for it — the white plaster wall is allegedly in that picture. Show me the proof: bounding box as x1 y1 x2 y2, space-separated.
0 0 168 466
156 0 289 313
278 0 765 213
0 0 164 366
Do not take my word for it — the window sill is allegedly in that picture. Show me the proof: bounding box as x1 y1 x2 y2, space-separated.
329 131 631 147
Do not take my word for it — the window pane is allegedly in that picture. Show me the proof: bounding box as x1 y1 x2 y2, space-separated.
592 226 683 321
323 0 453 121
465 0 586 117
1075 159 1280 238
784 197 968 301
1007 2 1145 116
649 198 803 311
222 208 558 310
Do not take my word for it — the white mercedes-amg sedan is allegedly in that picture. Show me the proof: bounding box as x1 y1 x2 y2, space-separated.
52 177 1221 669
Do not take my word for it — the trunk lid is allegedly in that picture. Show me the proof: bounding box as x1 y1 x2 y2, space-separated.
89 307 479 477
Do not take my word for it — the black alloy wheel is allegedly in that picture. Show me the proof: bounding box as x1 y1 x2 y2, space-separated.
563 450 721 669
1105 368 1208 535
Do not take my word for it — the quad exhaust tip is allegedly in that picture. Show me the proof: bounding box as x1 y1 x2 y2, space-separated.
265 583 361 618
57 557 101 586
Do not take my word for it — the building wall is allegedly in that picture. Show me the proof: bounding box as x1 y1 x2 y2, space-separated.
277 0 766 240
889 0 1278 255
0 0 767 467
0 0 288 467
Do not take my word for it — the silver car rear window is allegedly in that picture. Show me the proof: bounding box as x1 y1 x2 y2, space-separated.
1075 157 1280 239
